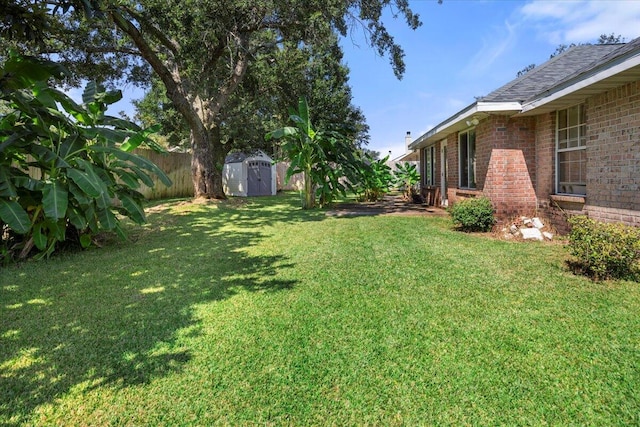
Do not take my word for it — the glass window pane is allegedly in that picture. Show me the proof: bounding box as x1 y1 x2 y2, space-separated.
558 129 568 149
558 150 586 195
459 133 468 187
568 105 579 127
469 130 476 188
568 127 579 148
558 109 567 129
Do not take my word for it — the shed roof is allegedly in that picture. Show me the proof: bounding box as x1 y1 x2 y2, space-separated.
224 150 272 164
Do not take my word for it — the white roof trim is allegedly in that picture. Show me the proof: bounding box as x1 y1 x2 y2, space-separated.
522 53 640 113
408 101 522 150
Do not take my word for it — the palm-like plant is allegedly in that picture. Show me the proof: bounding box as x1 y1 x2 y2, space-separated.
266 97 356 209
0 54 171 261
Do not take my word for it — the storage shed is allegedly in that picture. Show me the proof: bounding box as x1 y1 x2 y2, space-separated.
223 150 277 197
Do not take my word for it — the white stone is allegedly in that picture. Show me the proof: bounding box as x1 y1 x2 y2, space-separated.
523 218 533 226
520 227 544 241
510 224 519 234
532 217 544 229
543 231 554 240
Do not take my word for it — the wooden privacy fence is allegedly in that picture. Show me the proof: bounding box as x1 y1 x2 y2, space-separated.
134 149 305 200
25 149 304 200
133 149 193 199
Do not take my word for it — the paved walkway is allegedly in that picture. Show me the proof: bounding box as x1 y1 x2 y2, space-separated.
326 194 449 217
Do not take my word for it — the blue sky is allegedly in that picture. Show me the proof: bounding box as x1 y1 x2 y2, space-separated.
338 0 640 159
103 0 640 157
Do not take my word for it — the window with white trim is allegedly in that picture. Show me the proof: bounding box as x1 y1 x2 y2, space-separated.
424 145 436 186
459 129 476 188
556 104 586 195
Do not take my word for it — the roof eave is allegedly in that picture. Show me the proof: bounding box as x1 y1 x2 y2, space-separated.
521 51 640 115
408 101 522 150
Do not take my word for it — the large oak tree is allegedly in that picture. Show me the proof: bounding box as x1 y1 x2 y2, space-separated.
2 0 423 198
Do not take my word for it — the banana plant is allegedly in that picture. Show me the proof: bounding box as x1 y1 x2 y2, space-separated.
0 53 171 261
352 154 395 202
394 162 420 200
266 97 356 209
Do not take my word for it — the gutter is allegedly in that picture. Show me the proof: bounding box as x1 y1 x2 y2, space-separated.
408 101 521 150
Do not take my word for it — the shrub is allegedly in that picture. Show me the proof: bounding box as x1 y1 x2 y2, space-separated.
568 216 640 281
0 54 171 262
448 197 495 232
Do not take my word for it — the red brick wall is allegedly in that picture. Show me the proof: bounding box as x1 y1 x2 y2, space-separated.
446 117 537 219
478 116 537 218
537 81 640 231
446 133 460 205
586 81 640 222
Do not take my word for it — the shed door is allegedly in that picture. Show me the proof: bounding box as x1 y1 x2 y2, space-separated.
247 161 272 196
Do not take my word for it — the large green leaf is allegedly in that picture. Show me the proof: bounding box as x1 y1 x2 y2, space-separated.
0 199 31 234
0 166 18 197
91 145 172 187
97 208 117 230
113 167 141 189
66 205 88 230
42 180 68 220
82 81 99 105
265 126 298 141
67 168 103 198
59 135 85 160
118 193 146 224
32 223 47 250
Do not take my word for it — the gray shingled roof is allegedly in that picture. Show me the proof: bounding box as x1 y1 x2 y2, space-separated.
480 44 621 103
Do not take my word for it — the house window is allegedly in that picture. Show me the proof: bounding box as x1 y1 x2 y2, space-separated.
556 104 586 195
424 145 436 186
459 129 476 188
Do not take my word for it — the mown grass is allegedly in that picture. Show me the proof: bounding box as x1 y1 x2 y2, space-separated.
2 193 639 425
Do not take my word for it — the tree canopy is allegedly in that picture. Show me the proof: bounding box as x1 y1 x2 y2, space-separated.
2 0 424 198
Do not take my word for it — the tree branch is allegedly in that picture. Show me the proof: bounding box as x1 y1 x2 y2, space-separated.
107 6 200 130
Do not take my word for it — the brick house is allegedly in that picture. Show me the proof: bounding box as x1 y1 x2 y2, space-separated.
409 38 640 233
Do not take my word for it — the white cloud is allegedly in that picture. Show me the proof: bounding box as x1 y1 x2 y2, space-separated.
519 0 640 44
463 20 519 74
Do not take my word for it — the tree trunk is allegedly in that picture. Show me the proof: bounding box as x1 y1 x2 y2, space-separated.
302 168 315 209
191 124 227 199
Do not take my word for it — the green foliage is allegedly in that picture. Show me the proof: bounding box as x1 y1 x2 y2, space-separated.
394 162 420 200
448 197 496 232
568 216 640 281
266 97 357 209
0 53 171 262
352 154 395 202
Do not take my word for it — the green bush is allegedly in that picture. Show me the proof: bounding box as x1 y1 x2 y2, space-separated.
568 216 640 281
448 197 495 232
0 54 171 262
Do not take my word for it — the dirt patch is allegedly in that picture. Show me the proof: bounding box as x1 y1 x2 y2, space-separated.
326 194 448 217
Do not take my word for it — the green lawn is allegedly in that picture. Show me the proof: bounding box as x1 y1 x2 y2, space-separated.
2 193 639 426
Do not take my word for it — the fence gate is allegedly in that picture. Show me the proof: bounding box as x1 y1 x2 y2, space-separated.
247 161 272 196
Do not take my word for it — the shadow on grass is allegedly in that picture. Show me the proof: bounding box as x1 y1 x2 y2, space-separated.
0 192 323 425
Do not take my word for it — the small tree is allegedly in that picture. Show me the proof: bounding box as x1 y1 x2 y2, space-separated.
266 97 356 209
394 162 420 201
352 154 395 202
0 54 171 261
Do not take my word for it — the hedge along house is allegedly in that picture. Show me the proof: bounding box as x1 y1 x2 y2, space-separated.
408 37 640 233
222 150 276 197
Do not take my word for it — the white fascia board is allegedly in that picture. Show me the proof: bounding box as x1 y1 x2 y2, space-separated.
522 54 640 113
408 101 522 150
